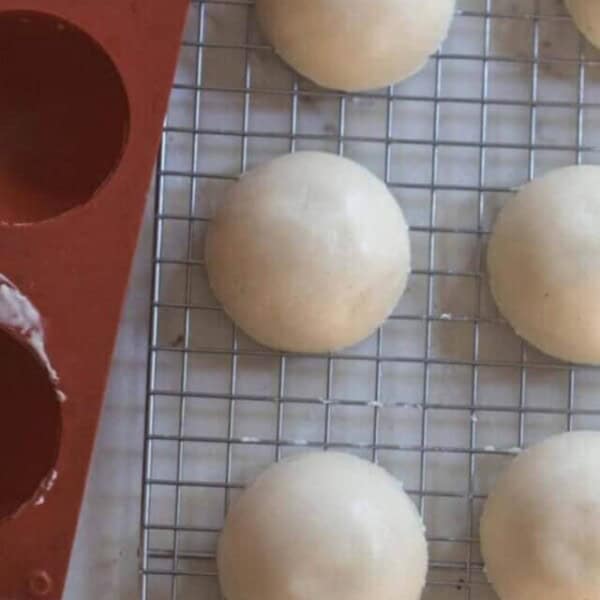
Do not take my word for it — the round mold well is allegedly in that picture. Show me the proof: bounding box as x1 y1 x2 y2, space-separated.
0 327 62 521
0 11 130 224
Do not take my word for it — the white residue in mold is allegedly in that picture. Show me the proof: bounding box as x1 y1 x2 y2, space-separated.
32 469 59 508
470 413 479 423
483 445 496 452
42 469 59 493
0 275 64 400
440 313 453 320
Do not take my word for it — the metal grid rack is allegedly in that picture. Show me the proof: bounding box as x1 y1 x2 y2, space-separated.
141 1 600 598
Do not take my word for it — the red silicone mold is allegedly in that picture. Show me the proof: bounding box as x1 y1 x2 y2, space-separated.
0 1 189 597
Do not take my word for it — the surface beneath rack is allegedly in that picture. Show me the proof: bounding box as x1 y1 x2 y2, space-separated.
141 1 600 598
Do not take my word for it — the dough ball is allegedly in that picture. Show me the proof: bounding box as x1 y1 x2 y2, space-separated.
218 452 428 600
255 0 455 91
487 165 600 364
205 152 410 353
566 0 600 48
480 431 600 600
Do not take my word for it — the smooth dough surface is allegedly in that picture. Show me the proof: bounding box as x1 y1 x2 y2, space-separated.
205 152 410 353
217 452 428 600
487 165 600 364
255 0 456 91
566 0 600 48
481 431 600 600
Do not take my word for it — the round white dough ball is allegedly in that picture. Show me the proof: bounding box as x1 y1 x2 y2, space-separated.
255 0 456 91
481 431 600 600
218 452 428 600
487 165 600 364
205 152 410 353
566 0 600 48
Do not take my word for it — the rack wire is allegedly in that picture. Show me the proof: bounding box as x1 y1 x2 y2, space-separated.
141 1 600 598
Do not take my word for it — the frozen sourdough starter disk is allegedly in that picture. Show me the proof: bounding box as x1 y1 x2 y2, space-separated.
205 152 411 353
487 165 600 364
255 0 456 91
481 431 600 600
218 452 428 600
565 0 600 48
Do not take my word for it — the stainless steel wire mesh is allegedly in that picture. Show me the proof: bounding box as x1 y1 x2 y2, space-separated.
141 1 600 598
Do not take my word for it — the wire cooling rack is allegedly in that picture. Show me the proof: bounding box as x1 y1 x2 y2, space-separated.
140 1 600 598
